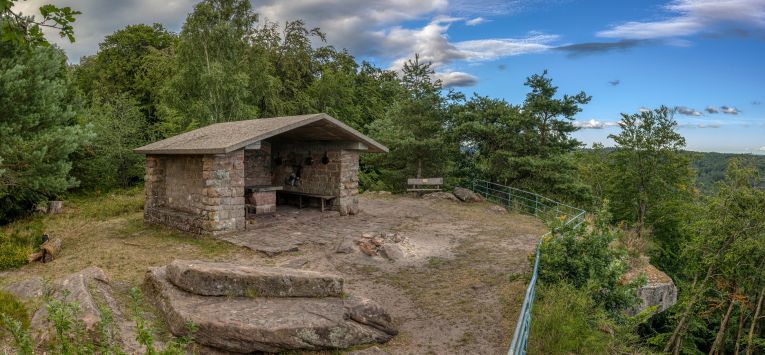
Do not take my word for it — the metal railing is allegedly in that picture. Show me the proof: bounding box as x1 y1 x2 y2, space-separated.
469 179 586 355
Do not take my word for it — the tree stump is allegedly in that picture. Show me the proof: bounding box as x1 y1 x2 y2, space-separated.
27 238 62 263
47 201 63 214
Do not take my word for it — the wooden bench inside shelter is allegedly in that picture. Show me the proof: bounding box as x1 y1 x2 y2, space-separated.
278 191 336 212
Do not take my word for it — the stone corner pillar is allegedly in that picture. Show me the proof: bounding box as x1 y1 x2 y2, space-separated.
201 150 245 234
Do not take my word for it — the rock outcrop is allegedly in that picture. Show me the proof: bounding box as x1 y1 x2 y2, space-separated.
422 192 459 201
166 260 343 297
453 187 483 202
6 267 141 353
144 260 396 353
623 261 678 315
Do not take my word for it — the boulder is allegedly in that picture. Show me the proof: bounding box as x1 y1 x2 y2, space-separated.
29 267 140 352
3 277 44 300
144 266 395 353
380 244 405 261
623 262 678 315
422 192 458 201
166 260 343 298
453 187 483 202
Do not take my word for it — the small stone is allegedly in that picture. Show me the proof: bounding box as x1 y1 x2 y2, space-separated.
380 244 405 261
336 237 356 254
487 205 507 213
358 241 378 256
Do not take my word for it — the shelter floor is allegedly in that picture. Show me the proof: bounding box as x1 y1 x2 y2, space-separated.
217 193 547 354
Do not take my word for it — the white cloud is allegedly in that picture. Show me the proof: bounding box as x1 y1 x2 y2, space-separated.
721 105 740 114
434 71 479 87
13 0 197 61
597 0 765 39
465 17 486 26
639 107 651 113
759 146 765 151
574 119 620 129
705 105 719 113
676 106 703 116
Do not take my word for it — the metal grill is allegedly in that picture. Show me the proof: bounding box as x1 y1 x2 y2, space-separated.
469 179 586 355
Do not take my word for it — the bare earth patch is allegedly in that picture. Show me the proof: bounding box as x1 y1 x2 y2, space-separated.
1 191 546 354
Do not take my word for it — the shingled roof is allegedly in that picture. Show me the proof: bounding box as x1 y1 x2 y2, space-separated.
134 113 388 154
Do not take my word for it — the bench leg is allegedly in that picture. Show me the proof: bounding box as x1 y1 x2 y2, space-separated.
298 195 303 209
321 198 325 212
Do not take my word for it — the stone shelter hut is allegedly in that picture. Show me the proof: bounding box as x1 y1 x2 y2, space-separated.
134 113 387 235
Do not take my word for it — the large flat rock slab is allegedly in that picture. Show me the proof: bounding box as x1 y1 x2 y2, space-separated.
144 266 395 353
166 260 343 297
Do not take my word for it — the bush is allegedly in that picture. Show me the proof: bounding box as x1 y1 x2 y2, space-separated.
537 209 643 313
0 221 43 270
528 282 612 354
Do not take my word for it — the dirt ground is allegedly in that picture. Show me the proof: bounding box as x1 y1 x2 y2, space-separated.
0 191 547 354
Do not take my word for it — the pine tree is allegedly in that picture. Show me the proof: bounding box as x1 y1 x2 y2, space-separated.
0 42 89 222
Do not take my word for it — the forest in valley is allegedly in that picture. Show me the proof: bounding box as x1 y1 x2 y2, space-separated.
1 0 764 354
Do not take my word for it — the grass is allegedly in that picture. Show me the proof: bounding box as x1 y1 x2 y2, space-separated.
527 282 613 354
0 186 247 286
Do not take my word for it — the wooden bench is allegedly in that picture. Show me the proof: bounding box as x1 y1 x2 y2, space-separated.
406 178 443 193
278 191 336 212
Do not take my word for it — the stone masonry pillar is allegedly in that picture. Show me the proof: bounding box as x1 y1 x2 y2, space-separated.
337 150 360 215
201 150 245 234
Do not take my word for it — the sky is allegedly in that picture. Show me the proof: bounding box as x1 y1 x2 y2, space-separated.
13 0 765 154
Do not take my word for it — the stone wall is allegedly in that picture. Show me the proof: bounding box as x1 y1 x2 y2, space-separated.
143 151 245 235
270 142 360 215
244 141 272 186
271 143 342 197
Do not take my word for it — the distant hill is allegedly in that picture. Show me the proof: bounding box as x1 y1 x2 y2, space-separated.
687 151 765 193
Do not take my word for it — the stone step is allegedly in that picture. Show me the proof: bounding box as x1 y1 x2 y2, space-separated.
144 266 396 353
166 260 343 297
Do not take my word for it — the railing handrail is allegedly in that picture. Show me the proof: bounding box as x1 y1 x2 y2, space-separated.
468 179 586 355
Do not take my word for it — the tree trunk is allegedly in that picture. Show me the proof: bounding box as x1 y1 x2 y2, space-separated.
735 302 747 355
416 158 422 179
709 293 736 355
665 270 709 353
747 286 765 355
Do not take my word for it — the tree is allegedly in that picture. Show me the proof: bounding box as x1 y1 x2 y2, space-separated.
367 55 454 188
72 94 149 189
0 0 79 46
158 0 259 134
607 106 694 242
72 24 177 123
663 160 765 354
0 42 89 223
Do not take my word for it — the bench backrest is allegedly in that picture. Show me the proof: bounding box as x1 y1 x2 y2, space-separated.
407 178 443 186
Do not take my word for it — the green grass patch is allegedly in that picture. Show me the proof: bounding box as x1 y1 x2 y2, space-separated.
0 291 30 329
67 186 144 219
527 282 613 354
0 220 44 270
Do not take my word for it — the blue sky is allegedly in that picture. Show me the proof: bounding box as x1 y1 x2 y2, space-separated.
16 0 765 153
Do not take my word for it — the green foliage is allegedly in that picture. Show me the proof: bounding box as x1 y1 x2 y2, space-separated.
0 312 33 355
0 220 44 270
0 291 30 329
72 94 149 190
538 210 643 313
0 42 91 223
367 55 455 190
158 0 260 134
449 72 592 204
0 0 80 47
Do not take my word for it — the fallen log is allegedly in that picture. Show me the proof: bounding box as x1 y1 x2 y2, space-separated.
28 238 62 263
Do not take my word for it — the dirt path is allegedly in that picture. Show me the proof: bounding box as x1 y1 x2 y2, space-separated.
222 194 547 354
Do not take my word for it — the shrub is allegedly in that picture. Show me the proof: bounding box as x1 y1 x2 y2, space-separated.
537 209 643 314
0 221 44 270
